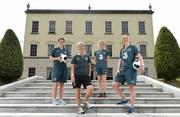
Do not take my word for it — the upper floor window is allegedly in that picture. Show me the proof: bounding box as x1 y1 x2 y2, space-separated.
85 21 92 34
85 44 92 56
106 45 112 57
28 67 36 77
32 21 39 33
140 44 147 57
105 21 112 34
48 44 55 56
30 44 37 56
65 21 72 34
122 21 128 34
65 44 72 57
139 21 146 34
49 21 56 33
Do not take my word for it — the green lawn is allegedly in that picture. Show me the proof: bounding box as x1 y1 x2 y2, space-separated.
156 77 180 88
167 77 180 88
0 81 4 86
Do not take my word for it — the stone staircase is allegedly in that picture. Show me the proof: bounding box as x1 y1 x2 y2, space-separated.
0 76 180 117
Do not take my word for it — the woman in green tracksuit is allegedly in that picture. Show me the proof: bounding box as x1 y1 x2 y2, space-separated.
112 35 145 113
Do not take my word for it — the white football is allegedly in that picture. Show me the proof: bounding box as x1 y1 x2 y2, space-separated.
132 60 140 70
60 54 68 63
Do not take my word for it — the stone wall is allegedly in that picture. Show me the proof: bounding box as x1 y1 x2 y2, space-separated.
22 57 157 79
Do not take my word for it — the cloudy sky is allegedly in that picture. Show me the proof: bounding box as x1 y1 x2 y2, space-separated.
0 0 179 49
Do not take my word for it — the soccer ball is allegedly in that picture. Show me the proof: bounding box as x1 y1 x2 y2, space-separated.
60 54 68 63
132 60 140 70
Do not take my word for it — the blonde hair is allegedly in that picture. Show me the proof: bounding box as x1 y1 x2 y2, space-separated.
77 42 84 49
121 35 130 49
98 40 105 44
98 40 105 47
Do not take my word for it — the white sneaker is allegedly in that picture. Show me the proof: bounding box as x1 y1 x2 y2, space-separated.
52 99 59 105
59 99 66 105
78 107 85 114
83 102 93 108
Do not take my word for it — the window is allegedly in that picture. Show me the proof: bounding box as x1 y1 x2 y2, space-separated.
106 45 112 57
85 44 92 56
140 45 147 57
67 67 71 80
30 44 37 56
28 67 35 77
107 68 113 80
65 44 72 57
46 67 52 80
122 21 128 34
32 21 39 33
65 21 72 33
144 68 148 76
49 21 56 33
139 21 146 34
48 44 54 56
105 21 112 34
85 21 92 34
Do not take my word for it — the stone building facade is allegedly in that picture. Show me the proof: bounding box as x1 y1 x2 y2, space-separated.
22 8 157 79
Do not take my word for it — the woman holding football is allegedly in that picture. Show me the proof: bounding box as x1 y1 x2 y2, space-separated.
112 35 144 113
49 37 69 106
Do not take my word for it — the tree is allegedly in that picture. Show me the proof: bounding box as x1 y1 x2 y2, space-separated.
154 26 180 82
0 29 23 83
177 48 180 77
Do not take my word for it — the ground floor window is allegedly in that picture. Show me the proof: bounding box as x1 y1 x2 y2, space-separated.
67 67 71 80
28 67 36 77
46 67 52 80
144 67 148 76
107 68 113 80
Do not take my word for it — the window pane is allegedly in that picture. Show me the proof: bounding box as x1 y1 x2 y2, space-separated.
30 44 37 56
144 68 148 76
49 21 56 33
32 21 39 33
139 21 145 33
85 44 92 56
47 67 52 80
65 44 72 57
105 21 112 33
106 45 112 57
66 21 72 33
67 67 71 80
28 67 35 77
48 44 54 56
122 21 128 34
107 68 113 80
140 45 147 57
85 21 92 33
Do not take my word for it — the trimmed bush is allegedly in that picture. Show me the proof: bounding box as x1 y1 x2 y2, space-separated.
154 26 180 82
0 29 23 83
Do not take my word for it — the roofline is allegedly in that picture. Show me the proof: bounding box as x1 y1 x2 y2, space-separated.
25 9 154 14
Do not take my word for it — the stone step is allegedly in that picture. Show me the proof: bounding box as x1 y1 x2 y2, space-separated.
0 97 180 104
0 113 180 117
2 92 174 98
26 82 153 87
0 104 180 113
34 80 145 83
14 87 162 92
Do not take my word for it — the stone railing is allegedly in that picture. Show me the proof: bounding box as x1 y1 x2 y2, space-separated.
0 76 45 96
139 75 180 97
